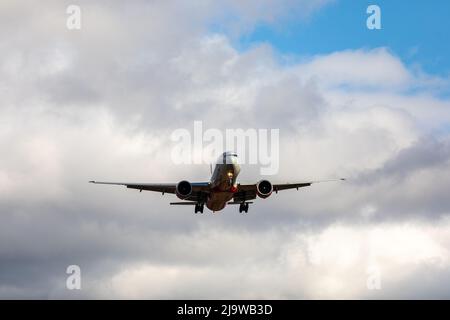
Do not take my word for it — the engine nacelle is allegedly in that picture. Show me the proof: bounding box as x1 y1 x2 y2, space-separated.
176 180 192 199
256 180 273 199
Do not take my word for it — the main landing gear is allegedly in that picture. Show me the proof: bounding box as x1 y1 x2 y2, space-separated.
239 202 249 213
194 203 204 214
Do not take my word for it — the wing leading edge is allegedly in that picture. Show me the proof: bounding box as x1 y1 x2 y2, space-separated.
233 179 345 202
89 181 178 193
88 181 210 202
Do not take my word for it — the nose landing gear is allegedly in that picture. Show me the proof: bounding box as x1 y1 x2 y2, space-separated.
239 202 249 213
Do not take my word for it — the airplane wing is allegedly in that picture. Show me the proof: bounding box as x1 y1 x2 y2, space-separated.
233 179 345 202
89 181 210 202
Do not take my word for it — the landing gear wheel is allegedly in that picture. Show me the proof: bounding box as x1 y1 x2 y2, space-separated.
239 203 249 213
195 203 204 214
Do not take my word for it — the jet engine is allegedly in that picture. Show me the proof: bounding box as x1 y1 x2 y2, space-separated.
256 180 273 199
176 180 192 199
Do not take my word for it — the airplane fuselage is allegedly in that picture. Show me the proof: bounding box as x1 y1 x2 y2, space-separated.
207 152 241 211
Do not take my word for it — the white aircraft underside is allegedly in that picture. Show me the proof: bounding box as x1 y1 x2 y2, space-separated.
90 152 344 213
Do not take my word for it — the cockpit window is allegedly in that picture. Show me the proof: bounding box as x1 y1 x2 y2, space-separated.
218 152 239 164
222 152 238 157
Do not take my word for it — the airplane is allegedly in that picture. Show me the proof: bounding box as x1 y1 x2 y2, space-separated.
89 151 345 213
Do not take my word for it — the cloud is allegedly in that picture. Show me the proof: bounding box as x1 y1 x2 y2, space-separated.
51 219 450 299
296 48 413 90
1 0 450 299
210 0 335 36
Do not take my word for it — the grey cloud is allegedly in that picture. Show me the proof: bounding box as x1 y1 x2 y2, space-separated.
347 136 450 220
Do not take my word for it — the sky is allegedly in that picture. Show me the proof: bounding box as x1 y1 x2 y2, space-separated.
1 0 450 299
240 0 450 77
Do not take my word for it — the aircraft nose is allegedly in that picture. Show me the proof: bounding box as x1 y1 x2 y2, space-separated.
218 152 239 165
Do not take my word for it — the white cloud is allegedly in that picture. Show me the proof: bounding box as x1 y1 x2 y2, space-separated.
296 48 413 89
80 220 450 299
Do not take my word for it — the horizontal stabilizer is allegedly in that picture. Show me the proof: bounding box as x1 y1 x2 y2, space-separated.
170 202 197 205
227 201 253 205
